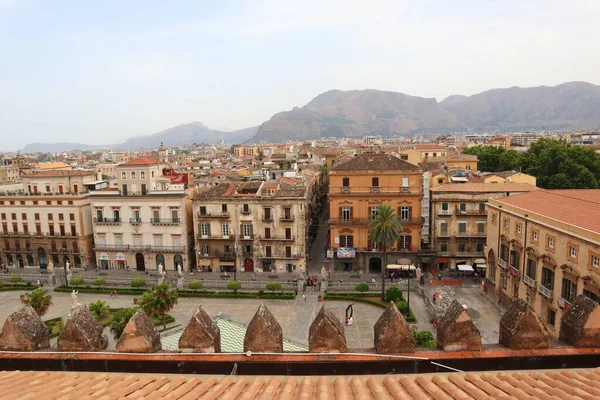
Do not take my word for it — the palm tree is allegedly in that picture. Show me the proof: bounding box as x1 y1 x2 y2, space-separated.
23 288 53 316
368 204 403 300
138 283 179 330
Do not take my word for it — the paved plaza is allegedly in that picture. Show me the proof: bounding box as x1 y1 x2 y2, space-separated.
0 290 388 350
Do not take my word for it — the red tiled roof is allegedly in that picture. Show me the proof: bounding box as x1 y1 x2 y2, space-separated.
493 189 600 235
120 157 159 166
431 182 539 193
0 369 598 399
25 170 95 178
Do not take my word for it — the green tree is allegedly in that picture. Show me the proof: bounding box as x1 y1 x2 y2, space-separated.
368 204 403 300
257 151 264 161
413 330 436 348
93 278 106 288
23 288 53 316
355 283 369 293
137 283 179 330
69 277 84 287
109 308 137 339
10 276 22 284
89 300 110 319
266 281 282 293
188 280 203 292
130 278 146 288
227 280 242 294
385 287 403 303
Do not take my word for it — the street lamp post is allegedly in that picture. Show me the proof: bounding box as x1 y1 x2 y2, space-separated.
407 270 411 309
61 248 68 286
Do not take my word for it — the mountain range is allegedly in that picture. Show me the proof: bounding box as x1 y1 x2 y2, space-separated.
19 82 600 152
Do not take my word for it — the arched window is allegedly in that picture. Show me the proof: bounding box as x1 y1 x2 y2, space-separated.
151 170 155 178
122 172 127 179
141 171 146 179
131 171 136 179
61 241 67 252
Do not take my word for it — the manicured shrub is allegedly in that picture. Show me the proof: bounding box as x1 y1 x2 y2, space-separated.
188 280 203 291
385 287 403 303
89 300 110 319
227 280 242 294
10 276 22 283
266 281 282 293
93 278 106 287
130 278 146 288
397 301 409 314
355 283 369 293
69 277 84 287
414 330 436 348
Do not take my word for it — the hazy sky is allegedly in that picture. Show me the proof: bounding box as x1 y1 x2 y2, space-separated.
1 0 599 151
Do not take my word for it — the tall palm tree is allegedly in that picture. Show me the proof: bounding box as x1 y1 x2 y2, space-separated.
23 288 53 316
138 283 179 330
368 204 403 300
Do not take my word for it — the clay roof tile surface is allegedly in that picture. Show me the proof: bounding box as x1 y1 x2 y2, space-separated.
331 154 422 172
0 369 596 399
120 157 159 166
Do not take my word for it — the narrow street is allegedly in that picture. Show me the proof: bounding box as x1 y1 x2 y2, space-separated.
307 210 329 275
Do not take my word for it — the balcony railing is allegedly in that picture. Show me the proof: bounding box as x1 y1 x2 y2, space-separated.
93 218 122 225
332 186 421 195
240 209 251 215
537 283 553 299
95 244 185 253
455 207 488 216
150 218 181 225
260 253 302 259
220 251 236 260
329 218 422 225
508 266 520 277
280 216 295 222
238 234 255 240
456 231 486 237
438 209 453 215
523 274 536 288
198 212 230 219
437 251 486 258
498 258 508 268
129 218 142 225
263 216 273 222
259 236 295 242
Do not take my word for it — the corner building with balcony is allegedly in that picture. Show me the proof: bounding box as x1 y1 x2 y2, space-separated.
89 157 193 271
192 180 310 274
328 153 423 273
486 190 600 338
430 183 538 271
0 170 96 269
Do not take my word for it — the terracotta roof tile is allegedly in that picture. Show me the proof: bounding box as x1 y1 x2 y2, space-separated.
492 189 600 235
26 169 95 177
331 153 422 172
0 369 598 399
430 182 539 193
120 157 159 166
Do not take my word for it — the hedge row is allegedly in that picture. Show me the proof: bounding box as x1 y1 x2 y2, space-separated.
324 295 417 323
54 285 296 300
0 284 40 292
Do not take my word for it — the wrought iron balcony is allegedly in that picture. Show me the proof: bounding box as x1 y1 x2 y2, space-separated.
94 244 129 251
198 212 230 219
150 218 180 225
129 218 143 225
557 296 572 309
280 216 295 222
93 218 122 225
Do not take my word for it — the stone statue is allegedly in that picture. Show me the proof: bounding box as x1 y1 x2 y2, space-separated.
436 293 443 310
158 263 164 276
65 261 70 272
177 263 182 275
47 259 54 272
320 266 327 280
71 290 78 305
415 266 422 281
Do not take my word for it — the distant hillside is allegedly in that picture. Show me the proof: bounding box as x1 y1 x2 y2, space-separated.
251 89 460 142
21 142 100 153
20 123 258 152
440 81 600 130
249 82 600 142
120 122 258 149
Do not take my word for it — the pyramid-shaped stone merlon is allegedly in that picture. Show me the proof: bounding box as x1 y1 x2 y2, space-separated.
559 294 600 347
374 301 414 354
499 299 548 349
436 300 482 352
179 306 221 353
0 306 50 351
309 306 347 353
58 304 108 351
244 304 283 352
116 309 162 353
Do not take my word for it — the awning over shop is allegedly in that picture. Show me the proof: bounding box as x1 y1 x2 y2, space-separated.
474 258 486 264
337 247 356 259
219 261 235 266
457 264 474 272
475 263 487 269
387 264 416 271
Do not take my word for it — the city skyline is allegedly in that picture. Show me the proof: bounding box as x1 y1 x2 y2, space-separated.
1 1 600 150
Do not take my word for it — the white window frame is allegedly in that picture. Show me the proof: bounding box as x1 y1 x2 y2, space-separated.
242 224 252 238
570 246 577 258
548 237 554 249
342 206 351 222
200 223 209 237
533 231 538 241
222 224 230 237
592 255 599 268
401 177 409 187
400 206 409 222
517 224 522 234
370 206 380 220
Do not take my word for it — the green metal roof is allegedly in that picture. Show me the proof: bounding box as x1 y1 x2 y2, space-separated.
161 314 308 352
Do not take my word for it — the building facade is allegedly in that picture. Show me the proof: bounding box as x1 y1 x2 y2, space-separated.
328 154 424 272
430 183 538 271
90 158 193 271
0 192 94 269
486 190 600 338
192 180 310 274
